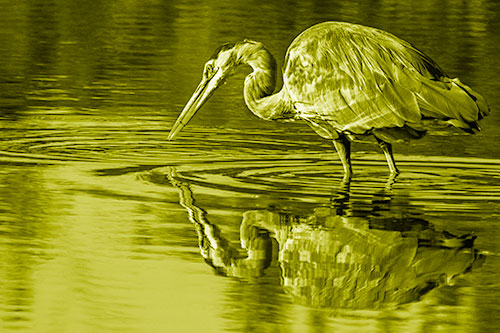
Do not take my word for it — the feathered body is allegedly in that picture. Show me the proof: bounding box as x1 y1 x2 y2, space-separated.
169 21 489 176
250 22 488 142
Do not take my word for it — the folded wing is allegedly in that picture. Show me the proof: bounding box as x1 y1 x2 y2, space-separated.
283 22 489 140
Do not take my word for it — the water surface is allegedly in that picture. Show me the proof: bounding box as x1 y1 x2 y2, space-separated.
1 0 500 332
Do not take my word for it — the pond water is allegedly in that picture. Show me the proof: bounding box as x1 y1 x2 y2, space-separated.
1 0 500 332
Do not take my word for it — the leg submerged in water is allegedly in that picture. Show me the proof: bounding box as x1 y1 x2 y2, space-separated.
333 135 352 179
375 137 399 175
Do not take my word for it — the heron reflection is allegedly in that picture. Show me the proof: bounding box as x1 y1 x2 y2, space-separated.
166 167 484 309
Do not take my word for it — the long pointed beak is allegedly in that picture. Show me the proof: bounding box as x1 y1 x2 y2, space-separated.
168 69 224 140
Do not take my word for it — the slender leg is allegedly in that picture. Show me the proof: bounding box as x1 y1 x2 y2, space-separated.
375 137 399 175
333 135 352 179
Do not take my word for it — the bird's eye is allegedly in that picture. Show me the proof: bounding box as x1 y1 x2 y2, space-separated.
204 63 215 79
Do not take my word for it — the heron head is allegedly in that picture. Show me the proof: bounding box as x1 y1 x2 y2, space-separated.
167 43 239 140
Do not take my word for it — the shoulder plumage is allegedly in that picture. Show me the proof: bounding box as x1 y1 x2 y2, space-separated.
286 22 446 81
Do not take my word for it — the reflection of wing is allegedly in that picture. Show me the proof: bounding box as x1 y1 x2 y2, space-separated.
284 22 488 139
243 209 484 309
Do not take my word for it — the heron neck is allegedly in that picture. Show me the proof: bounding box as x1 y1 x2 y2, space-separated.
236 42 292 120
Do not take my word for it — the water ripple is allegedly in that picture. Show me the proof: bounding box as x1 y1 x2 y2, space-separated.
2 124 500 208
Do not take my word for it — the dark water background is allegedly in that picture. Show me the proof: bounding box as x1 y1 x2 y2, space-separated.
1 0 500 331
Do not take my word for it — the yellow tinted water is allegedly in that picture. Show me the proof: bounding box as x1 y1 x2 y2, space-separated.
1 0 500 332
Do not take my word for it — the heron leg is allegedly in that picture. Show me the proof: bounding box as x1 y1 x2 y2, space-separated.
375 137 399 175
333 135 352 179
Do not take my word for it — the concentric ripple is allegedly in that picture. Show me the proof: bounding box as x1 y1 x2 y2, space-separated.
140 155 500 201
0 118 324 165
2 118 500 209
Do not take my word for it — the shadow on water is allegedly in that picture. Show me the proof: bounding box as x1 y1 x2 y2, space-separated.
151 166 485 310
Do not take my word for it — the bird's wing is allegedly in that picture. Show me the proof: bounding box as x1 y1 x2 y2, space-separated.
283 22 447 135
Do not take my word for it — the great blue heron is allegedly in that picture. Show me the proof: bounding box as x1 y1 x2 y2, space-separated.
168 22 489 177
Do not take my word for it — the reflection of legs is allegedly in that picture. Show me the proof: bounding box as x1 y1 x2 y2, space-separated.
385 171 399 191
375 137 399 175
333 135 352 179
331 179 351 216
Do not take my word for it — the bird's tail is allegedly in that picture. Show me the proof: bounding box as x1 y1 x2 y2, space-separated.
416 77 489 133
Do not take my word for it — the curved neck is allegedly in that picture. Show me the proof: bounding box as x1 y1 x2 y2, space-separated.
235 41 292 120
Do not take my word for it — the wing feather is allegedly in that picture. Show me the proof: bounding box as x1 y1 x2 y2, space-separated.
283 22 487 138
